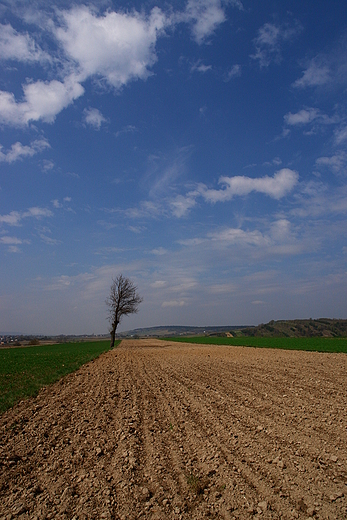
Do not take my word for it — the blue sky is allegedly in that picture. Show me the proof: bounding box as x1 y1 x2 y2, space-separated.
1 0 347 334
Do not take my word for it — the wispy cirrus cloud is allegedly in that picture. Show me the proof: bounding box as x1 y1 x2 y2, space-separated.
334 125 347 145
293 38 347 89
251 21 302 68
316 151 347 175
224 64 241 81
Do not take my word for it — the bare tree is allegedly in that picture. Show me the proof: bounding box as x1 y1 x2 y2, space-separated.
106 274 143 347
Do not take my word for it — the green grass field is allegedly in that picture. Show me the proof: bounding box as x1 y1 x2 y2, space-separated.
165 336 347 353
0 340 119 414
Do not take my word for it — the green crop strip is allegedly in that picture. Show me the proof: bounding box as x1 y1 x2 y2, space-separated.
164 336 347 353
0 340 120 414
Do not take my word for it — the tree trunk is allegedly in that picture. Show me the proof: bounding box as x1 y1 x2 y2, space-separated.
110 326 116 348
110 321 118 348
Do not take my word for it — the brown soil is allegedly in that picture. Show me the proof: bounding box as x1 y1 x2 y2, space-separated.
0 339 346 520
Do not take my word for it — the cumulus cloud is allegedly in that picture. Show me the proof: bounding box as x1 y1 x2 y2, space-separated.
199 168 299 202
251 21 302 68
0 138 50 163
0 23 49 63
55 6 167 89
0 207 53 226
0 2 243 126
83 107 107 130
0 235 31 253
283 108 337 134
0 6 169 126
284 108 320 126
0 74 84 126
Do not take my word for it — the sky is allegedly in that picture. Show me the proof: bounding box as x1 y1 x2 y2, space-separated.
1 0 347 335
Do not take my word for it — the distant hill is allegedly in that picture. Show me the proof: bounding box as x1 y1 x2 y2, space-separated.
116 325 247 338
239 318 347 338
118 319 347 339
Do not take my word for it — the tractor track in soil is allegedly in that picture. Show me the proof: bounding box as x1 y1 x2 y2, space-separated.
0 339 346 519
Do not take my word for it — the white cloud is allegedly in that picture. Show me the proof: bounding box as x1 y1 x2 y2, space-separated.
41 159 54 172
151 280 166 288
115 125 137 138
39 233 60 245
51 199 62 209
0 138 50 163
162 300 186 307
83 107 107 130
0 207 53 226
316 151 347 174
0 74 84 126
251 21 302 68
0 23 49 63
0 3 241 127
0 234 31 253
191 60 212 73
283 108 337 134
170 194 197 217
199 168 299 202
0 236 23 245
291 181 347 218
210 227 270 247
293 41 347 90
182 0 227 44
120 169 298 221
284 108 320 125
293 60 331 88
225 64 241 81
334 126 347 145
55 6 167 89
178 218 303 258
151 247 168 255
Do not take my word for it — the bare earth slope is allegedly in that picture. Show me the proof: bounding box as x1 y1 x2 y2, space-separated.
0 339 346 520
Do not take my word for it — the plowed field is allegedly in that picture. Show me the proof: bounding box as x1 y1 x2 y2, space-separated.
1 339 346 520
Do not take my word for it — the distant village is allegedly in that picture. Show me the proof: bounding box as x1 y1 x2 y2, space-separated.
0 335 21 346
0 333 110 347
